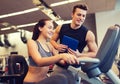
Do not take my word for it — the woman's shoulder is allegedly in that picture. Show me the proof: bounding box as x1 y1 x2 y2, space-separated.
27 39 37 46
27 39 36 43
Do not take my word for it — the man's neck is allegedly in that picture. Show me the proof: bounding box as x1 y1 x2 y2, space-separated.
70 23 81 29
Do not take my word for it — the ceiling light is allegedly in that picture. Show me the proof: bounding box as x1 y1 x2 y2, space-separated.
0 7 39 19
0 22 37 31
0 25 17 31
50 0 81 7
1 27 11 31
17 22 37 28
56 20 72 25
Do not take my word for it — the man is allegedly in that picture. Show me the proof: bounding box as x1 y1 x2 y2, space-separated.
51 4 98 58
50 4 98 84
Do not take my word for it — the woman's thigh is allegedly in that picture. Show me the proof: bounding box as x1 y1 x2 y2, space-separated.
37 74 68 84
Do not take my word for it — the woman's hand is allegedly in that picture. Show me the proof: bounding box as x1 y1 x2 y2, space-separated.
60 53 79 65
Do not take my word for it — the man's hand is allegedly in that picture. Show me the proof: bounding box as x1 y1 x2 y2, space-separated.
68 48 81 57
56 44 68 53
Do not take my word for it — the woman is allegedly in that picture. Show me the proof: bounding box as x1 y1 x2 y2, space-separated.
24 19 79 84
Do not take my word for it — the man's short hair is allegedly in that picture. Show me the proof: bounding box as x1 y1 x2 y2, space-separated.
72 4 88 13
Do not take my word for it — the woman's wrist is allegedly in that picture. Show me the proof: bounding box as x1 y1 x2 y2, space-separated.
58 54 63 60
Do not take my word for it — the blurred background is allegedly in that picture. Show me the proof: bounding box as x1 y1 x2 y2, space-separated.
0 0 119 59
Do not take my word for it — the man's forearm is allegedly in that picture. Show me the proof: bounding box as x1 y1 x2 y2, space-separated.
77 52 97 58
50 40 58 49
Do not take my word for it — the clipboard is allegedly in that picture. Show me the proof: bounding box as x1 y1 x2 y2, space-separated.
62 35 79 51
